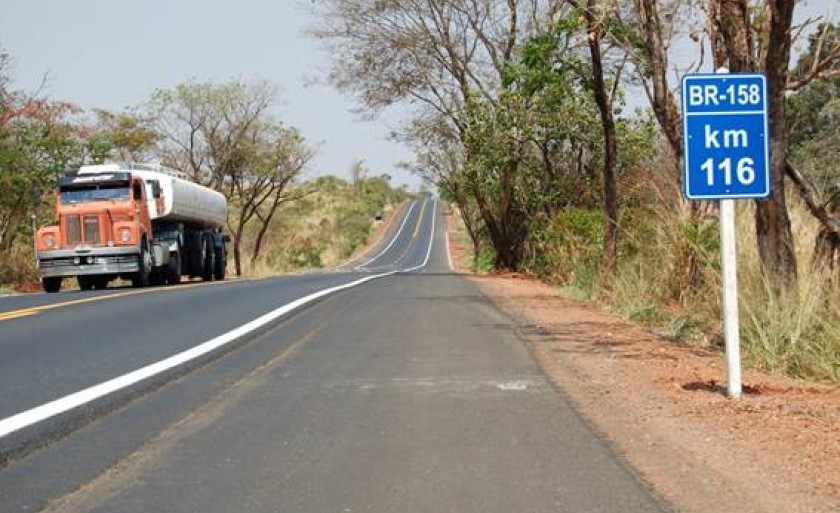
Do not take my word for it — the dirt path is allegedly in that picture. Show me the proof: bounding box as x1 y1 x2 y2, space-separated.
445 208 839 513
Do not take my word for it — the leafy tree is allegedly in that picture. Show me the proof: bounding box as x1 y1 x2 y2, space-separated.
91 109 160 163
786 23 840 271
148 80 312 276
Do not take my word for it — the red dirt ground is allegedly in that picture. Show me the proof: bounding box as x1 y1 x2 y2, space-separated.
445 206 839 513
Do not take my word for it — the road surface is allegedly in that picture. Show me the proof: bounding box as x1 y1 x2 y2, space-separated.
0 198 669 512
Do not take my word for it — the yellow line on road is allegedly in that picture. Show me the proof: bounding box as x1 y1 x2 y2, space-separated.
0 309 39 321
413 200 427 238
0 279 231 324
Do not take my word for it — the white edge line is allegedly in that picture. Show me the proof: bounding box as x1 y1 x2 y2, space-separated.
404 198 437 273
445 222 453 271
357 201 418 268
0 271 396 439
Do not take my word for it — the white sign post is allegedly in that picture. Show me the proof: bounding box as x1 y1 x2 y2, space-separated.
719 199 741 398
682 70 770 399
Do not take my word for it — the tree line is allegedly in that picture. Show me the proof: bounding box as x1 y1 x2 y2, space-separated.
312 0 840 299
0 63 315 280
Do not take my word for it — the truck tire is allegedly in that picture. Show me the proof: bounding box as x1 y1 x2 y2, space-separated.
77 276 95 291
167 250 182 285
149 270 166 286
93 277 109 290
43 277 62 293
213 245 225 280
132 242 152 288
202 234 214 281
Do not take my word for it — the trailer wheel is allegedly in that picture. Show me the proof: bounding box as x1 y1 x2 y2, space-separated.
43 277 62 293
202 234 215 281
213 245 225 280
132 242 152 288
77 276 95 291
167 250 182 285
149 270 166 287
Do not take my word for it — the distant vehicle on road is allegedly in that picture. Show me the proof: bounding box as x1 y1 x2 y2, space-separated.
35 163 229 293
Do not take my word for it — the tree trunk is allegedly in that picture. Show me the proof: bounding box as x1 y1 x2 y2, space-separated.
583 0 618 281
233 218 247 277
756 0 797 292
251 192 284 265
709 0 798 293
633 0 683 164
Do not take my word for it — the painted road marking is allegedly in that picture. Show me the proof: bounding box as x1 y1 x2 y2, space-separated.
0 198 438 439
0 279 232 324
403 199 437 272
0 309 39 321
412 199 428 238
0 271 399 439
357 200 418 269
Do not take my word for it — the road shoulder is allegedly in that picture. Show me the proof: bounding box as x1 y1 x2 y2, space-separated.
444 206 839 513
470 274 839 513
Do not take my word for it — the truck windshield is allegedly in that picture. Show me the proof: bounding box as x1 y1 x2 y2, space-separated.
60 185 131 204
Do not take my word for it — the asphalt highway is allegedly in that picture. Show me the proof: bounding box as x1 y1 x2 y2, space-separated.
0 198 668 512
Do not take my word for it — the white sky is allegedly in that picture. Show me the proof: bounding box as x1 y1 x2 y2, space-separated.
0 0 419 189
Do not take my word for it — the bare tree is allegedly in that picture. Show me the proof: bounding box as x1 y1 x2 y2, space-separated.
565 0 625 280
148 80 311 275
706 0 798 292
149 80 276 191
311 1 556 269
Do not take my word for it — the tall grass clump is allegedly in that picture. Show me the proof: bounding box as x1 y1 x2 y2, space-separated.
0 246 38 286
737 202 840 382
602 160 723 343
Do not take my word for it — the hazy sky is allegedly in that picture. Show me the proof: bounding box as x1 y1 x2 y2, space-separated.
0 0 419 188
0 1 836 190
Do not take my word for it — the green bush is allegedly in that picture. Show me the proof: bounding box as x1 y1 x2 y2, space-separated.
524 208 603 293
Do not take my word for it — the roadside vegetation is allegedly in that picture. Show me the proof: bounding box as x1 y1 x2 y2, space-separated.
239 174 409 276
0 51 408 288
312 1 840 384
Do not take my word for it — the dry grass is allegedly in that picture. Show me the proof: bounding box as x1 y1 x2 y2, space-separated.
736 200 840 382
605 186 840 384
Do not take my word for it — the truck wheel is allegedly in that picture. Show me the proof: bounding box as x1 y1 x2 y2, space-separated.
149 270 166 286
132 243 152 288
77 276 95 291
167 251 182 285
202 234 215 281
213 246 225 280
93 277 109 290
43 277 62 293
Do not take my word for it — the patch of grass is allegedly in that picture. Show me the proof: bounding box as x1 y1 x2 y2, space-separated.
231 176 410 276
666 316 700 342
560 284 591 301
627 305 664 325
468 249 495 274
739 265 840 382
0 285 11 296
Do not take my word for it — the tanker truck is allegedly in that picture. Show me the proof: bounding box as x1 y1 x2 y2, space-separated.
35 163 229 293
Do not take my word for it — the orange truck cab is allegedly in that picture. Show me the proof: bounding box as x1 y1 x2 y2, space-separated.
36 163 228 293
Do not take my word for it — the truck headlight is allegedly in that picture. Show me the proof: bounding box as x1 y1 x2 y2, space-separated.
119 228 131 243
43 235 56 249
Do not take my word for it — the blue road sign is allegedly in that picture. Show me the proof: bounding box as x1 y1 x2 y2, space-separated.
682 74 770 200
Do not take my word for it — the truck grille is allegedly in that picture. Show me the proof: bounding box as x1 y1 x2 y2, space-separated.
64 214 103 246
66 215 82 245
84 214 101 244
